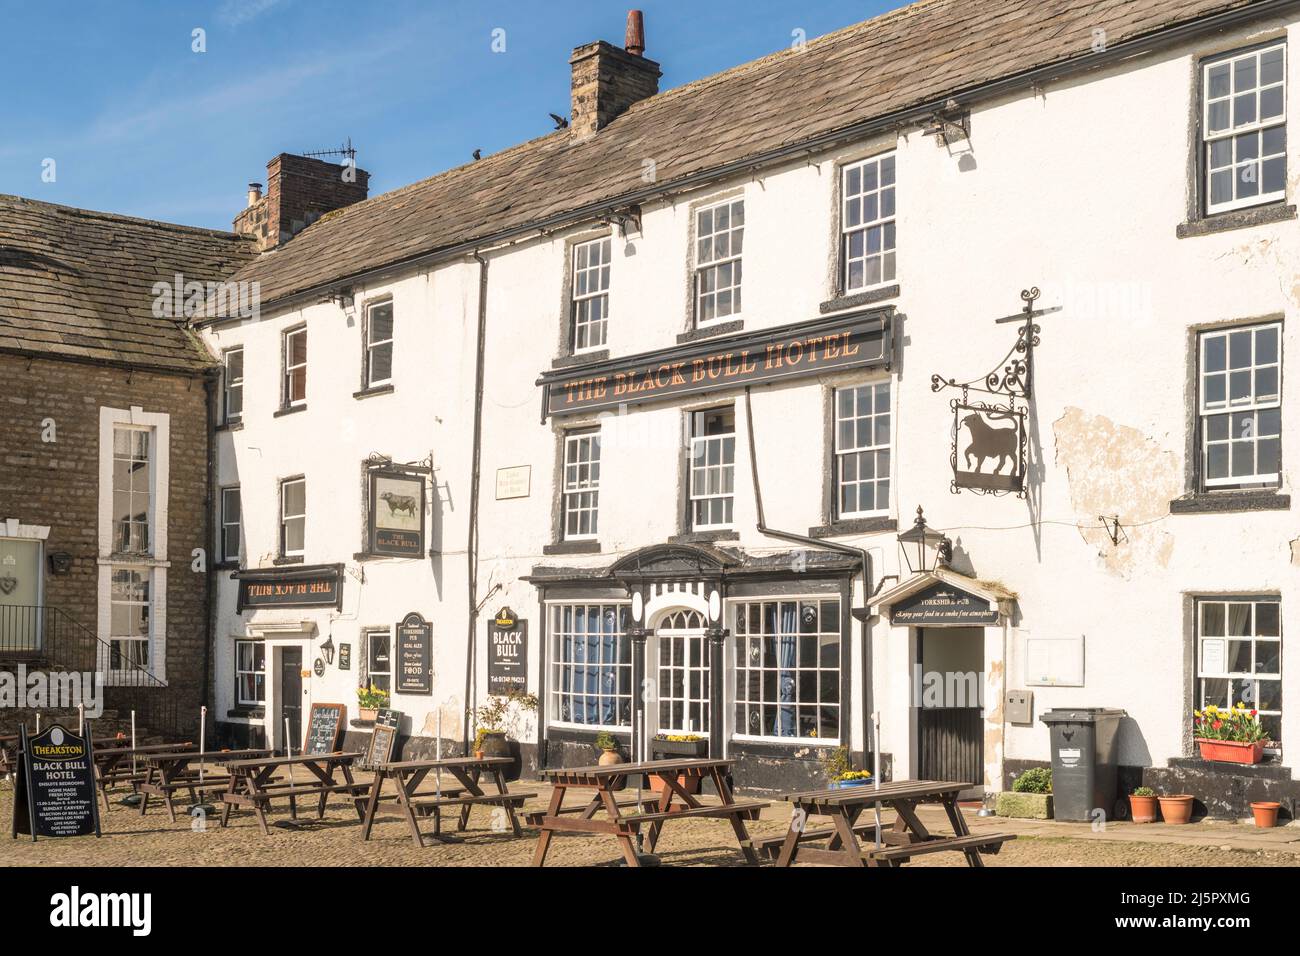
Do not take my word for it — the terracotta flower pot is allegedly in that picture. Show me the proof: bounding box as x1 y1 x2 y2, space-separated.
1128 794 1159 824
597 747 623 766
1197 738 1265 765
359 707 378 723
1251 801 1281 828
1158 794 1195 825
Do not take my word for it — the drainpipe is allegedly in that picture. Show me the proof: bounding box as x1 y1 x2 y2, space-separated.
742 387 877 769
464 251 490 754
202 372 217 746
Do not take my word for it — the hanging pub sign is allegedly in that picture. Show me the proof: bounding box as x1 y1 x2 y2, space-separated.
537 308 891 418
235 564 344 611
487 607 529 695
369 470 426 558
931 287 1050 499
395 611 433 695
11 724 101 841
890 582 1000 626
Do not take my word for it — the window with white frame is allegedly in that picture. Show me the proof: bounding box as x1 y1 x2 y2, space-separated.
835 382 891 517
656 609 710 735
1199 322 1281 489
734 598 841 742
1203 43 1287 215
689 407 735 530
220 486 241 562
365 301 394 387
365 630 392 694
1196 596 1281 749
111 426 152 554
842 154 896 291
550 603 632 727
571 237 611 351
695 198 743 323
283 326 307 407
235 639 265 706
223 348 244 423
280 477 306 557
109 567 152 669
562 430 600 540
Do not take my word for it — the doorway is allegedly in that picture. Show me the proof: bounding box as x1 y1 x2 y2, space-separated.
0 537 43 652
279 646 303 752
652 609 710 744
916 627 984 793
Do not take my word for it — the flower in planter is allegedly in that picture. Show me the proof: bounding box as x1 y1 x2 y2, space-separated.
356 683 389 710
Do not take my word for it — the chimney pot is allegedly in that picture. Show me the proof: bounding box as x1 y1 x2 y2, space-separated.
247 183 263 207
625 10 645 56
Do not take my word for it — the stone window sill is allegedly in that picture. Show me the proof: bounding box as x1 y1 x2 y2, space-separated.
272 555 305 565
552 349 610 370
543 540 602 555
820 284 901 314
808 516 898 538
1176 203 1296 239
677 319 743 344
1169 491 1290 515
273 404 307 418
668 530 739 545
353 383 394 400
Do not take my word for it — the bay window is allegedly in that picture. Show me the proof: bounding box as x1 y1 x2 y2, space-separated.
734 598 841 742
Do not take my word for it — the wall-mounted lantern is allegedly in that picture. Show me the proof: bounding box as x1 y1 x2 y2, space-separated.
897 506 952 575
320 634 335 666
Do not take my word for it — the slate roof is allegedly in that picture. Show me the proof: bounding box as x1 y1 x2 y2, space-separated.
231 0 1268 308
0 195 256 372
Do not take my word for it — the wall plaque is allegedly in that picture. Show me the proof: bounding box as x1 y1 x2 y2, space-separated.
487 607 528 695
395 611 433 695
495 466 532 500
890 582 1000 626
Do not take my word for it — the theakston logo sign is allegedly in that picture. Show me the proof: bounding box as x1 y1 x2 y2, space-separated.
538 309 891 417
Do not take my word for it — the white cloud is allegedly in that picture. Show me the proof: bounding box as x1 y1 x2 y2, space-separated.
216 0 291 28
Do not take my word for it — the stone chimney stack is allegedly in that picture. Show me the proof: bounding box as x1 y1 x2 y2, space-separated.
233 154 369 252
568 10 660 140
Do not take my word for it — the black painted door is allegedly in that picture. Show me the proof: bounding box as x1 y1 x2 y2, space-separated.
281 646 303 752
916 627 984 793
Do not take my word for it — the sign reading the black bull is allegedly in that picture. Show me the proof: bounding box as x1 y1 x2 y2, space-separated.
487 607 528 695
236 564 343 611
395 611 433 695
369 470 425 558
539 310 891 417
11 724 101 841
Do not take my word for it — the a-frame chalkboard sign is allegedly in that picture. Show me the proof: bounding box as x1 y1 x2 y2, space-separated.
363 709 401 769
11 724 102 842
303 703 346 755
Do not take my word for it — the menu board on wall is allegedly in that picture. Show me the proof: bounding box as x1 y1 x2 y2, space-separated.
395 612 432 695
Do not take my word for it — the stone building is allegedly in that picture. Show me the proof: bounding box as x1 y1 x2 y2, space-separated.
0 196 255 736
198 0 1298 815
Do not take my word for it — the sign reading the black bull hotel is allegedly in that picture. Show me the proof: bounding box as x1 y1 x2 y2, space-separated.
487 607 528 695
539 310 891 417
12 724 101 840
890 583 1000 627
396 611 433 695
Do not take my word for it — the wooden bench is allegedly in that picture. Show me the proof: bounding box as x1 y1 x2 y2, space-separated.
867 832 1014 863
752 820 885 858
409 791 531 811
618 799 767 825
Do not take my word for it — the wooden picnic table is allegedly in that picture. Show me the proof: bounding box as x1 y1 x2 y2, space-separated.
360 755 533 847
219 752 369 835
95 742 196 812
136 748 268 821
526 757 768 867
764 779 1014 867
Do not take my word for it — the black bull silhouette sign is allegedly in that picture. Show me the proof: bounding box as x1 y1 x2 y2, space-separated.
953 405 1025 493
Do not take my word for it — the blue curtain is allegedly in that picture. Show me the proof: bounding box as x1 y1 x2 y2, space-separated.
777 603 797 736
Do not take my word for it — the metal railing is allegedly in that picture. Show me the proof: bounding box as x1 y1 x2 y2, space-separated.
0 604 180 735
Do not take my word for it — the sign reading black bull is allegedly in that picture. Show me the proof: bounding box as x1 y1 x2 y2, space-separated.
369 471 425 558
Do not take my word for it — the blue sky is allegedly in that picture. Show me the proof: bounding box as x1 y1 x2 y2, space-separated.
0 0 902 230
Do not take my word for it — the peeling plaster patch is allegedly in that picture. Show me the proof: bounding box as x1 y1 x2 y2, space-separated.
793 747 811 757
1291 537 1300 567
1053 407 1180 579
1214 237 1300 308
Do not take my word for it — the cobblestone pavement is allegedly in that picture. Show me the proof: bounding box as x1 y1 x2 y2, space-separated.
1 779 1294 867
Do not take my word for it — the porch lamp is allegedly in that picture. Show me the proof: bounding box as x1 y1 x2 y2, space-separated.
897 506 953 575
320 635 335 666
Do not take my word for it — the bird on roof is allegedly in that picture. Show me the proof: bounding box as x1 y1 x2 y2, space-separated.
472 149 482 160
549 113 569 130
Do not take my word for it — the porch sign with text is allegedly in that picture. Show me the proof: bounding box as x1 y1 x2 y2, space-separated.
487 608 528 695
395 612 433 695
538 310 890 417
11 724 101 840
890 583 999 626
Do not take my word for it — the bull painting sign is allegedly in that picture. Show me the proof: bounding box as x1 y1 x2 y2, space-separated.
369 471 425 558
952 404 1026 494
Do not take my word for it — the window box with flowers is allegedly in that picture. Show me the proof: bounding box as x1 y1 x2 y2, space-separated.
1194 703 1269 765
357 683 389 723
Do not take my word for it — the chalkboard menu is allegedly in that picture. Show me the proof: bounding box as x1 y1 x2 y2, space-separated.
303 703 346 755
487 608 529 695
11 724 101 841
396 611 432 695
